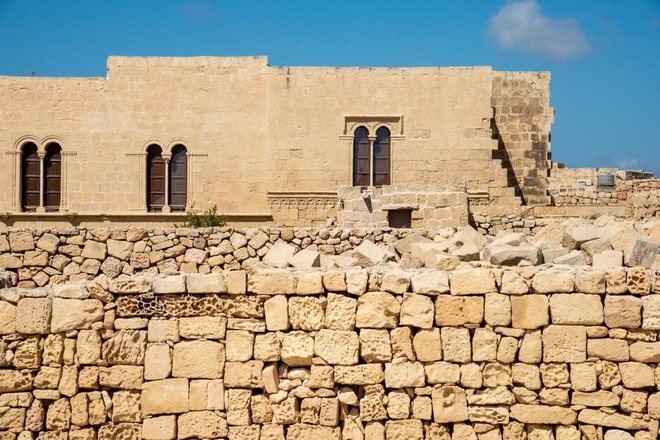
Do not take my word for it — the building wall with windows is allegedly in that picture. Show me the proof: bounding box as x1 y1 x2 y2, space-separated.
0 56 553 226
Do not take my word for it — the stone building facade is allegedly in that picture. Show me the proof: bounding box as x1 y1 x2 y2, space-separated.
0 56 554 227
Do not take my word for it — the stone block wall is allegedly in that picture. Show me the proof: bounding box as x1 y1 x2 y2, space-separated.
337 185 469 229
1 267 660 439
491 72 553 206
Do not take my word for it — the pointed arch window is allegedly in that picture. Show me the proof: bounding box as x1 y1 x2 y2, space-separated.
353 126 371 186
21 142 40 212
169 145 187 212
373 127 391 186
43 143 62 212
147 145 166 212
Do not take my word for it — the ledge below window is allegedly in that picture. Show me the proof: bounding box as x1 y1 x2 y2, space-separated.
0 211 273 228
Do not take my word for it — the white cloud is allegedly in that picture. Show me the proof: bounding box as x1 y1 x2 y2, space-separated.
488 0 589 60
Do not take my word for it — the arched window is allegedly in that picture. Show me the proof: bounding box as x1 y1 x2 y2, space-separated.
169 145 187 212
43 143 62 212
373 127 391 186
21 142 40 212
353 126 370 186
147 145 166 212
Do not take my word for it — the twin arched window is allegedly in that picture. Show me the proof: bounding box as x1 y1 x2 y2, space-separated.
353 126 391 186
21 142 61 212
146 144 187 212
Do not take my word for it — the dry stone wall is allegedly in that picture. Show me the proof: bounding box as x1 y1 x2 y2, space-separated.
1 267 660 439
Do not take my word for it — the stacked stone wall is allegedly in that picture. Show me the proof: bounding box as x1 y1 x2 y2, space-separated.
1 267 660 439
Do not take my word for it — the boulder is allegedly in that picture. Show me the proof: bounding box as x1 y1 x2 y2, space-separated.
483 244 541 266
554 250 588 266
624 238 659 268
288 249 320 268
354 240 393 267
394 232 432 255
263 242 296 269
562 225 600 250
593 250 623 267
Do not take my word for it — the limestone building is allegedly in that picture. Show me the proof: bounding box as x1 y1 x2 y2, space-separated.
0 56 553 227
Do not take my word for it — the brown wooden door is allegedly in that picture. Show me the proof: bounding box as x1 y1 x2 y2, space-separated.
21 143 40 212
373 127 391 186
353 126 370 186
44 144 61 211
147 145 165 211
169 145 187 212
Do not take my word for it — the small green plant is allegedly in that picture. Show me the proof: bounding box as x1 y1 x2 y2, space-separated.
175 204 227 228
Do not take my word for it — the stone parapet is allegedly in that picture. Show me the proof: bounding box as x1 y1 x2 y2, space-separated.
0 266 659 438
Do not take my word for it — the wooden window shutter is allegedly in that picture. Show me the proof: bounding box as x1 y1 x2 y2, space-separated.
353 126 370 186
373 126 391 186
147 145 165 212
44 143 62 212
169 145 187 212
21 143 40 212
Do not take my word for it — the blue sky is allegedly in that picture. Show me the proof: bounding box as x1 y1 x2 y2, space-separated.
1 0 659 174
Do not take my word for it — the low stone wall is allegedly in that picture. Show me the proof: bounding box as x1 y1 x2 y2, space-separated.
0 227 421 288
1 267 660 439
629 190 660 221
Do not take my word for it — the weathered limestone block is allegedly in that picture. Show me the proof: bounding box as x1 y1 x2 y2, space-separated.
325 293 357 330
359 329 392 363
532 270 574 294
549 294 603 325
381 270 411 294
0 301 16 334
510 404 577 425
435 295 484 326
179 316 226 339
80 241 106 261
144 343 172 380
281 331 314 366
107 239 134 261
289 297 325 331
432 386 468 423
587 338 630 361
252 394 274 424
178 411 228 439
172 340 224 378
354 239 392 267
346 269 368 295
411 270 450 295
153 276 186 294
248 269 296 294
577 409 649 430
483 362 513 387
334 364 384 385
224 360 264 388
99 366 144 389
226 270 247 294
186 273 226 293
642 295 660 330
385 419 424 440
570 362 597 392
16 297 51 334
226 330 255 361
142 415 177 440
37 232 60 253
262 242 296 268
605 296 642 328
630 341 660 362
511 295 549 329
412 328 442 362
289 248 321 268
542 325 586 363
148 319 180 342
450 269 497 295
102 330 147 365
356 292 400 328
425 361 460 385
323 270 347 292
112 390 141 423
264 295 289 331
296 271 324 295
628 267 652 295
472 328 498 362
51 298 104 332
271 396 299 425
13 337 42 369
624 238 660 268
571 390 619 407
254 332 281 361
0 253 22 269
142 378 189 415
287 424 341 439
314 329 359 365
575 270 606 293
384 362 425 388
441 327 471 362
468 405 510 424
400 293 434 328
485 293 511 327
23 250 48 266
